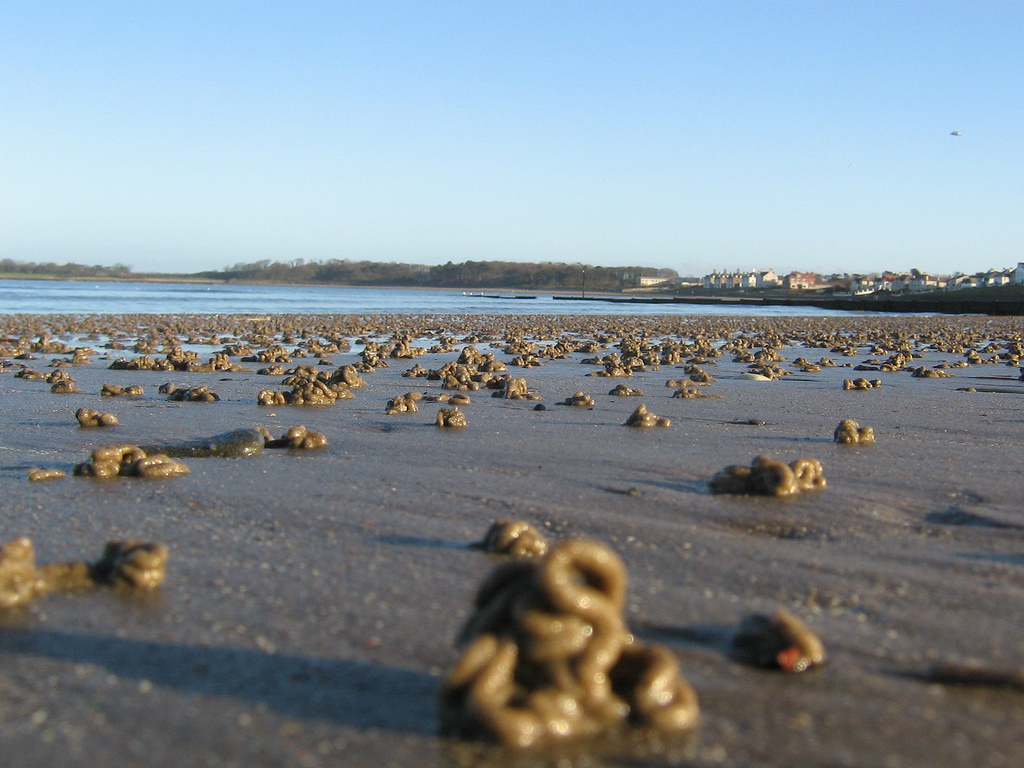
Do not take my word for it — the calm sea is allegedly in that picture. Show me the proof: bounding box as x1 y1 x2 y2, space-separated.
0 278 857 318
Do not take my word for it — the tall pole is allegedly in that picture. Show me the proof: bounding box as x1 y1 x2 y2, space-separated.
581 268 586 299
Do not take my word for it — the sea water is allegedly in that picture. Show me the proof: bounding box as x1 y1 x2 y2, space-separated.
0 278 859 318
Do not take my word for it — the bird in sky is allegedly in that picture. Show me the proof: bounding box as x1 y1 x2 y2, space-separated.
950 130 963 136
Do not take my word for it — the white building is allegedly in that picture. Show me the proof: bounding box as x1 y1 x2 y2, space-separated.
984 269 1010 287
949 274 981 290
702 269 780 289
851 276 877 295
908 273 946 292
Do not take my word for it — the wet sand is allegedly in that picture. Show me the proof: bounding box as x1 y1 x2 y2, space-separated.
1 313 1023 767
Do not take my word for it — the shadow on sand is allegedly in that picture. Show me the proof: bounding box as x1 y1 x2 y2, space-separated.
0 627 439 735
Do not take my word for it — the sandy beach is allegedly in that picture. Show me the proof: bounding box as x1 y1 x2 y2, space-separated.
1 312 1023 767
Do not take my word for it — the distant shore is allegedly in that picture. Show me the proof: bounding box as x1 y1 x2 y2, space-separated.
0 272 223 285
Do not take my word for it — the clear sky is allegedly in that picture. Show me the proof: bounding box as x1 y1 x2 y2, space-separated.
2 1 1022 277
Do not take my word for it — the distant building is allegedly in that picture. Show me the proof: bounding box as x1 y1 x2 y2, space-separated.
851 276 876 295
702 269 780 289
984 268 1010 287
638 276 670 287
784 272 821 290
949 274 981 290
880 272 910 292
702 270 728 289
697 262 1019 294
908 273 946 292
674 276 703 287
851 272 910 294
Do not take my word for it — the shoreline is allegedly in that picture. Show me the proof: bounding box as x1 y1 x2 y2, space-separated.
554 292 1024 316
1 312 1022 767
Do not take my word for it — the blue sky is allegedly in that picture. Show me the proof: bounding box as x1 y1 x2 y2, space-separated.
2 2 1021 276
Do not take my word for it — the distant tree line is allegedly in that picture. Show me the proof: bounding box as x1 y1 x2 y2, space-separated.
0 259 133 279
0 256 678 292
197 259 677 292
